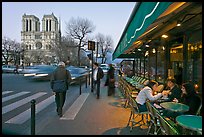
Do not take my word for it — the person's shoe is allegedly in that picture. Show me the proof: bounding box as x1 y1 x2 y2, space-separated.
96 96 99 99
58 108 62 117
59 113 63 117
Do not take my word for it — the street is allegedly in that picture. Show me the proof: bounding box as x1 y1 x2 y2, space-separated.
2 73 148 135
2 73 87 135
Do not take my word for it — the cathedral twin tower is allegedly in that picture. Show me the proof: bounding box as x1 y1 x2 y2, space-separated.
21 13 61 64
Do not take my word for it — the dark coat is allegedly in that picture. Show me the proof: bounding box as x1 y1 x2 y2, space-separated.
182 93 201 115
96 67 104 81
50 66 71 90
168 84 182 102
105 67 115 88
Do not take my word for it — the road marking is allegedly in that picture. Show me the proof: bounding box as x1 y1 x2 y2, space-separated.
2 92 47 114
60 93 89 120
2 91 14 95
2 91 30 103
5 95 55 124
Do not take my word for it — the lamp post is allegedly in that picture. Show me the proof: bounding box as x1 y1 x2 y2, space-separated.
21 49 25 69
96 42 99 62
88 41 95 93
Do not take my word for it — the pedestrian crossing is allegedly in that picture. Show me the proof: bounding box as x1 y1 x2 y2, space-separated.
2 90 54 124
2 90 90 125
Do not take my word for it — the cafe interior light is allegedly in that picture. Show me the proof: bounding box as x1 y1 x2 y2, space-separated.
199 44 202 49
161 34 168 38
145 44 149 47
145 51 149 56
152 48 156 53
176 23 181 26
176 20 181 26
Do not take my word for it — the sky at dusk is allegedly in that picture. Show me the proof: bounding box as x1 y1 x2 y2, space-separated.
2 2 136 50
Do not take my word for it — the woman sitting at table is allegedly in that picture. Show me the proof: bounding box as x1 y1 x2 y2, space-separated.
135 80 168 112
173 82 201 115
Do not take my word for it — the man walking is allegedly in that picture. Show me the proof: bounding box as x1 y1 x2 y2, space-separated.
93 62 104 99
50 61 71 117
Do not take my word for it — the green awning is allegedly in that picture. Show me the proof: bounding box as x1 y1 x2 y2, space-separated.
112 2 172 60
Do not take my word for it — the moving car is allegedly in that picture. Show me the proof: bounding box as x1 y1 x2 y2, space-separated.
22 65 57 81
66 66 89 84
22 65 88 84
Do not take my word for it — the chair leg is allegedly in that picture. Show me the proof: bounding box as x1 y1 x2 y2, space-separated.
126 111 133 127
124 99 128 108
147 122 153 135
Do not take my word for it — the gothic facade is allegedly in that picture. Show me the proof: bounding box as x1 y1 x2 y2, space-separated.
21 13 61 65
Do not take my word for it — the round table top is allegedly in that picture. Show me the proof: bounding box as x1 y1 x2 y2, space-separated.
176 115 202 132
160 102 189 113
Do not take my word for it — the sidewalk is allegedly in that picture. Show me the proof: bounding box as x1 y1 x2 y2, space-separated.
37 81 148 135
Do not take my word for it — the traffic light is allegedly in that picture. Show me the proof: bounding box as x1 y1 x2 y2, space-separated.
88 41 95 50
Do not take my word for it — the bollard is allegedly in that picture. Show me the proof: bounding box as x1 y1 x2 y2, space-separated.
88 71 90 85
79 78 81 95
91 71 94 93
85 75 87 88
31 99 36 135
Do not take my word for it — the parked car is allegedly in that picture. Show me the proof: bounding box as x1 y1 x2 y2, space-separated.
2 65 23 73
100 64 109 74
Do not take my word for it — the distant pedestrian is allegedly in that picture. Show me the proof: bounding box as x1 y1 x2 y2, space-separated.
50 61 71 117
93 62 104 99
14 64 19 74
105 64 115 96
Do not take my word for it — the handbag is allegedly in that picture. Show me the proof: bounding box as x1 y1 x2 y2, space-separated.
109 78 115 83
53 80 67 92
109 78 115 88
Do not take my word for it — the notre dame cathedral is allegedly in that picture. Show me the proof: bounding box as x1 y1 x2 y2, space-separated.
21 13 61 65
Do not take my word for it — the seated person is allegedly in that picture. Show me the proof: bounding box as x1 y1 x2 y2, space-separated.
135 80 168 112
118 64 124 76
165 77 182 102
173 82 201 115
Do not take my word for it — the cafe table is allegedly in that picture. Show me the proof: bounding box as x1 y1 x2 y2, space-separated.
176 115 202 134
160 102 189 113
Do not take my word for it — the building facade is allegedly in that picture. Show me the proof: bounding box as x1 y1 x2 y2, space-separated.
21 13 61 65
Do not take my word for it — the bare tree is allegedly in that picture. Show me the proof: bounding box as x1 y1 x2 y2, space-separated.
25 50 44 65
2 37 22 65
95 34 114 64
65 17 95 66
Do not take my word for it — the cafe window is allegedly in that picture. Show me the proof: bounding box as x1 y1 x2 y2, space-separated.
170 44 183 86
148 48 156 80
156 45 165 83
144 51 149 79
187 41 202 92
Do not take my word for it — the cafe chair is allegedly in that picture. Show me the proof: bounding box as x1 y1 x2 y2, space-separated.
123 84 138 108
196 101 202 116
146 101 161 135
156 112 180 135
126 95 149 132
